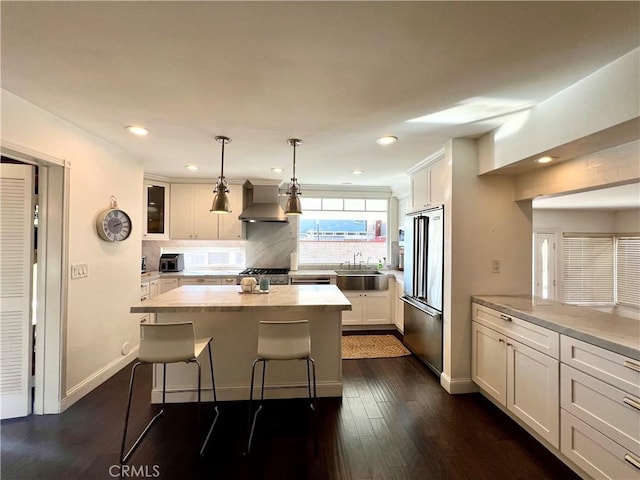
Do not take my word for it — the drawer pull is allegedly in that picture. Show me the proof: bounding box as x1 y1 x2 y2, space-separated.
623 396 640 412
498 338 504 343
624 360 640 373
624 453 640 471
500 314 512 322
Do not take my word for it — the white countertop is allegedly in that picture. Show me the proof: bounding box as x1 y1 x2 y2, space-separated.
131 284 352 313
473 295 640 360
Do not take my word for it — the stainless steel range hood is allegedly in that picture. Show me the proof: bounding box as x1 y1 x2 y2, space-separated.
238 180 288 222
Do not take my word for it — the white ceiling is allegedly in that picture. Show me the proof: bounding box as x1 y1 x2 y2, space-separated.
1 1 639 188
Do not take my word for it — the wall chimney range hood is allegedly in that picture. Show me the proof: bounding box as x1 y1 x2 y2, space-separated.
238 180 289 222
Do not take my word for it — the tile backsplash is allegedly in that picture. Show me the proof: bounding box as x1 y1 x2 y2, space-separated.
142 220 297 271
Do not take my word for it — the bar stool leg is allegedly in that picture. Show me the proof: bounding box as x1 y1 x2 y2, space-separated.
200 342 220 456
120 362 166 464
246 358 266 454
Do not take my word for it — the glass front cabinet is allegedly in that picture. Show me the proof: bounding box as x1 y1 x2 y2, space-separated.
143 179 170 240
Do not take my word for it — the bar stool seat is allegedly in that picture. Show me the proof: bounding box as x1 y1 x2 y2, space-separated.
246 320 316 453
120 322 220 463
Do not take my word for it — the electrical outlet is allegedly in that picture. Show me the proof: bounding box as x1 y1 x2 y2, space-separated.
71 263 88 278
491 259 501 274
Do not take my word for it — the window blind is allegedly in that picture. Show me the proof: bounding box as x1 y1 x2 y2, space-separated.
562 235 614 304
616 237 640 308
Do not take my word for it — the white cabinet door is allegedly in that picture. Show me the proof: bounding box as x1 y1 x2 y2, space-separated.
363 291 391 324
159 278 179 294
342 292 364 325
507 338 560 448
149 280 159 299
410 167 428 211
394 281 404 333
193 184 219 239
561 410 640 480
170 184 195 239
428 158 446 206
218 184 245 239
472 321 507 406
143 179 170 240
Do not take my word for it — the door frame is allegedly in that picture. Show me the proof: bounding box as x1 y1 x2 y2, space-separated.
532 231 558 300
2 141 69 414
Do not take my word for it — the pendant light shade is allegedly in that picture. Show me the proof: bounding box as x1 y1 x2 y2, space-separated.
210 135 231 214
285 138 303 215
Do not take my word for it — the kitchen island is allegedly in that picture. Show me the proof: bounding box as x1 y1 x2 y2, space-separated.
131 284 352 403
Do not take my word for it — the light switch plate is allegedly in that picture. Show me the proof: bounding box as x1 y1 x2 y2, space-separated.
491 259 501 274
71 263 88 278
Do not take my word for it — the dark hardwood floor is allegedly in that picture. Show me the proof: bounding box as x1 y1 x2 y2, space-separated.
2 354 580 480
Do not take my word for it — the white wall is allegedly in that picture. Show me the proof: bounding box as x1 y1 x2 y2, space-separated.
1 90 143 408
478 48 640 173
616 209 640 233
442 139 532 393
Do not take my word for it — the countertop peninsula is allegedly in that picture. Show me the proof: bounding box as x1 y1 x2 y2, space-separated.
473 294 640 360
131 284 352 314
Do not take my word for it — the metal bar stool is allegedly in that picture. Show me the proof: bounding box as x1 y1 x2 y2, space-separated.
120 322 220 463
246 320 317 453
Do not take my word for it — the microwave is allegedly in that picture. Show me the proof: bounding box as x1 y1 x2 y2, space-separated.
159 253 184 272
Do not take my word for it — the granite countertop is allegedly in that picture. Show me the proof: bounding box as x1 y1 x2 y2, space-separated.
131 284 352 313
472 295 640 360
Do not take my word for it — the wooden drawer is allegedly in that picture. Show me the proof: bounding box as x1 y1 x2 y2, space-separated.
561 410 640 480
472 303 559 359
220 276 238 285
561 335 640 394
561 364 640 453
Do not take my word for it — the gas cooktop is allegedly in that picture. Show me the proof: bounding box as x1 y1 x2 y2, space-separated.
239 268 289 275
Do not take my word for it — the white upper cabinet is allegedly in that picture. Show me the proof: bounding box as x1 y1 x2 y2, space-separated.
143 179 170 240
410 156 446 211
170 183 244 240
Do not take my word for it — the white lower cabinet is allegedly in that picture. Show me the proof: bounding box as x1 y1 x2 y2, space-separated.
394 279 404 333
159 278 179 294
560 335 640 479
342 290 391 325
471 303 560 448
179 277 222 286
561 410 640 480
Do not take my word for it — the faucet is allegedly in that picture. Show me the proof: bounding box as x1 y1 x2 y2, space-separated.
353 251 362 269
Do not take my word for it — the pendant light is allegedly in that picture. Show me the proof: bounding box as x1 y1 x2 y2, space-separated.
285 138 303 215
210 135 231 214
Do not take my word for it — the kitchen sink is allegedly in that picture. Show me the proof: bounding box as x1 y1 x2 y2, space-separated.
335 271 388 291
334 269 382 275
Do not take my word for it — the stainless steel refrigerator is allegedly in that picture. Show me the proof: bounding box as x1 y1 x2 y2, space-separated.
402 206 444 375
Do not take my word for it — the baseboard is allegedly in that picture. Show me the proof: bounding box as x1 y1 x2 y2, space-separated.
60 346 139 412
439 372 478 394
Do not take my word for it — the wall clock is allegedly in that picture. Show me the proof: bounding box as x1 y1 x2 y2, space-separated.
96 196 132 242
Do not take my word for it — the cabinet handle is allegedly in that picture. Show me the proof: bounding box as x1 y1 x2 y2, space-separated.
506 342 513 348
498 338 504 343
197 278 204 283
624 453 640 471
623 360 640 373
623 396 640 412
500 314 512 322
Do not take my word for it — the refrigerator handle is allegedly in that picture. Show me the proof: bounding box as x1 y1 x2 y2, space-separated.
413 216 420 298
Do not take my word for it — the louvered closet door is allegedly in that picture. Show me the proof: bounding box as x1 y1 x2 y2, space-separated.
0 164 34 419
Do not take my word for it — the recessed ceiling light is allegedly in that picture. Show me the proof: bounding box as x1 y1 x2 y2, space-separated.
185 164 199 171
537 156 553 164
125 125 149 136
271 167 284 173
351 169 364 175
376 135 398 145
